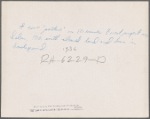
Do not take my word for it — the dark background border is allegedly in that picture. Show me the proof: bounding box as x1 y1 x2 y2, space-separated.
0 0 149 118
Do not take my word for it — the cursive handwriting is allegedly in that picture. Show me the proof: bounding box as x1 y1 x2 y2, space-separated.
9 23 148 52
13 42 46 52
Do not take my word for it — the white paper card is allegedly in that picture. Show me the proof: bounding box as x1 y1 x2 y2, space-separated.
2 1 149 117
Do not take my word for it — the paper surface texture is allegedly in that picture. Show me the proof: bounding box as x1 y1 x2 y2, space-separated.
1 1 149 117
